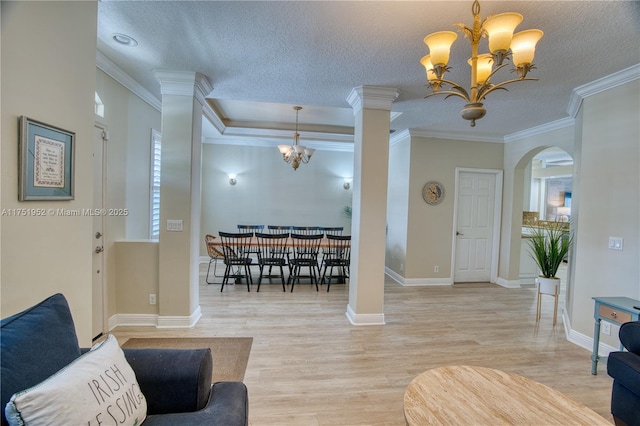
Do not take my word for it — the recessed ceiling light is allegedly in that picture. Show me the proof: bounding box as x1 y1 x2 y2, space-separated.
112 33 138 47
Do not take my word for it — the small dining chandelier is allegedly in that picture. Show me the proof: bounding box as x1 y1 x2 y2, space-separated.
277 106 315 170
421 0 543 127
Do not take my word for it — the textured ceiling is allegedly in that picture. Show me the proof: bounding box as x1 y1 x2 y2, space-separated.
97 1 640 141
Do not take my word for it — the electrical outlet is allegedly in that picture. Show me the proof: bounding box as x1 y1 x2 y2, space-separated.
400 263 404 271
602 321 611 336
434 265 439 273
149 294 157 305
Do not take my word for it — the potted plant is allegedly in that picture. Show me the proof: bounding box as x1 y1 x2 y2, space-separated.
525 219 573 298
526 220 572 278
525 220 573 324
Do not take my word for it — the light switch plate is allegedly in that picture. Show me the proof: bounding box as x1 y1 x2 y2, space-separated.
608 237 623 250
167 219 183 232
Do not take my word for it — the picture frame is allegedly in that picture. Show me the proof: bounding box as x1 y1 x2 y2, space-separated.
18 116 75 201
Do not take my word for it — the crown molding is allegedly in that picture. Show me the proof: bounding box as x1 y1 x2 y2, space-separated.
205 127 354 152
504 117 575 143
567 63 640 118
96 50 162 111
154 70 209 97
406 128 504 143
203 102 227 135
346 86 400 115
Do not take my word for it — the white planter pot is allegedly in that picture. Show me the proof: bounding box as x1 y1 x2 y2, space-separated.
535 276 560 325
536 276 560 295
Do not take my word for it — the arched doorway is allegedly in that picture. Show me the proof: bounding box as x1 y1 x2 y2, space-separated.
515 147 574 311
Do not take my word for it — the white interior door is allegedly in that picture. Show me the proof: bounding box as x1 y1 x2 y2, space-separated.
92 125 106 339
454 171 499 283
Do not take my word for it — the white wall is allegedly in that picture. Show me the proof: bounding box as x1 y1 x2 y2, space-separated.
200 143 353 254
386 135 411 275
1 1 98 345
571 80 640 346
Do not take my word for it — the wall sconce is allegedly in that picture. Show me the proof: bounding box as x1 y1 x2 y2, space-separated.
228 173 237 186
343 178 352 190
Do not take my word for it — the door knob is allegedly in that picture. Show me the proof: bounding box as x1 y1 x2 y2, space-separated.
95 232 102 239
95 246 104 254
456 231 464 236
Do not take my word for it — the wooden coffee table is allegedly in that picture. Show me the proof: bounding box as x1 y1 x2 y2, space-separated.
404 365 610 425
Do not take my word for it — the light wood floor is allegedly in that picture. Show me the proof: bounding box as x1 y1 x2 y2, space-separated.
112 264 613 425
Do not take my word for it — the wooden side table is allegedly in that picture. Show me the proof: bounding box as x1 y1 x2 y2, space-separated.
591 296 640 374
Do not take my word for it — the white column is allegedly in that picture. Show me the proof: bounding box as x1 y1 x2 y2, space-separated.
345 86 399 325
154 70 212 326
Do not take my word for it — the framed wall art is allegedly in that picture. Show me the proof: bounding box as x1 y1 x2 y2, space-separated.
18 116 75 201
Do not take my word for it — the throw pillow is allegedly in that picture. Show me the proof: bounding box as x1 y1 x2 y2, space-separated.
5 334 146 426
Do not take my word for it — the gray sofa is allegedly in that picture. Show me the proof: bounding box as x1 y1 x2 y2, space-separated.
0 293 248 426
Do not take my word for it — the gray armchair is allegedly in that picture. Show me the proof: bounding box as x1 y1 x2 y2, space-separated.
1 293 248 426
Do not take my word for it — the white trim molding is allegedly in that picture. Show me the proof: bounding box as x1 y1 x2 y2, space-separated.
346 86 400 115
107 305 202 329
563 309 618 361
97 50 162 111
385 267 452 286
567 63 640 118
495 277 521 288
346 304 385 326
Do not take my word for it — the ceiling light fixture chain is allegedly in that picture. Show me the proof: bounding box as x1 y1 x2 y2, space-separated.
421 0 543 127
277 106 315 170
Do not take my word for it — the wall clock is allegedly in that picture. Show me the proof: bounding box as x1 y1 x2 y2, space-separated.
422 181 444 205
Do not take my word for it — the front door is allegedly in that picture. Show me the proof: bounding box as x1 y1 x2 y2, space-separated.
454 170 500 283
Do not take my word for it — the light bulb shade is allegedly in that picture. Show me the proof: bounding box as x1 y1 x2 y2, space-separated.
423 31 457 66
483 12 523 53
511 29 543 66
420 55 438 81
468 53 494 84
304 147 315 157
278 144 293 155
293 144 305 154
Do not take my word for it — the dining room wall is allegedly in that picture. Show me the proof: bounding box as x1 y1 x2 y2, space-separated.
200 142 354 255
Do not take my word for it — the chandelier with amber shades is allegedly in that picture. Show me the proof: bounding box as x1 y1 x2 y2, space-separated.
277 106 315 170
421 0 543 127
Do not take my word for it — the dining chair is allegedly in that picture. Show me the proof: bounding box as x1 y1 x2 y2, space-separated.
255 232 289 292
237 224 264 233
236 224 263 264
320 235 351 292
319 226 343 236
291 226 321 236
204 234 225 284
218 231 254 292
267 225 292 234
318 226 344 266
288 233 323 292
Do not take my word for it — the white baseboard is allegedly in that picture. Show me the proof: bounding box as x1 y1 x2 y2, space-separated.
108 305 202 329
346 304 385 326
495 277 521 288
385 267 452 286
563 309 618 357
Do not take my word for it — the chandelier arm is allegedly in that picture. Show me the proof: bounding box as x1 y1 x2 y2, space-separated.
425 90 471 103
484 62 511 83
428 78 471 101
476 77 538 102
